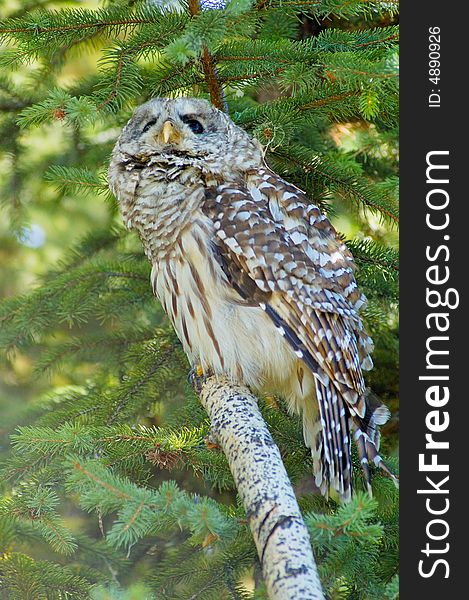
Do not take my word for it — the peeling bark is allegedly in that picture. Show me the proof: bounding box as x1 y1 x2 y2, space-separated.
198 376 325 600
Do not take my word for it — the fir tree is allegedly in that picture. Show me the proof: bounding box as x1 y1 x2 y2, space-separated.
0 0 399 598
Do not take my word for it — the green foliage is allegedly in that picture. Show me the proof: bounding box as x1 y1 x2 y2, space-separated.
0 553 92 600
17 89 97 128
0 0 398 597
306 492 399 599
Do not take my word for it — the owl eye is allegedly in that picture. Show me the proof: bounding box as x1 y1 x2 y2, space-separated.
181 115 204 134
142 119 157 134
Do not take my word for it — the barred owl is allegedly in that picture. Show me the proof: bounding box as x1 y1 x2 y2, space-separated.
109 97 395 501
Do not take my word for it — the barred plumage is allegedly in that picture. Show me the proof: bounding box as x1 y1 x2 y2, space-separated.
108 97 396 501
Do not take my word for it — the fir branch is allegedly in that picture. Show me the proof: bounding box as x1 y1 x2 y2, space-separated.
66 459 237 551
270 146 399 224
188 0 227 111
16 89 96 127
299 90 360 110
0 553 92 600
1 489 77 555
93 14 188 112
45 165 108 195
150 533 256 600
9 422 206 468
0 6 162 37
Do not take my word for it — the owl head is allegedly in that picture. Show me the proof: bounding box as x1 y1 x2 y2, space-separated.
113 97 263 174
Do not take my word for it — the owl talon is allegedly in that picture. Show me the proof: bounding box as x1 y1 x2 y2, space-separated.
265 395 278 409
188 365 206 395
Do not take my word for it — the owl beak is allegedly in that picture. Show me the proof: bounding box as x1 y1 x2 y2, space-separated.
160 120 181 145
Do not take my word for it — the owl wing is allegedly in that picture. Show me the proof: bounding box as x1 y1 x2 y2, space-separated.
202 168 391 499
204 168 369 409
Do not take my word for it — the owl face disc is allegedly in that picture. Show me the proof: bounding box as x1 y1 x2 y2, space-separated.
115 97 262 175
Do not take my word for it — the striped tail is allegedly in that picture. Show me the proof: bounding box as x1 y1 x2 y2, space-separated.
303 379 353 502
304 382 397 502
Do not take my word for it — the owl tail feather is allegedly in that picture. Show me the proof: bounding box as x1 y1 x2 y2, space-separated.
304 382 397 503
304 379 353 503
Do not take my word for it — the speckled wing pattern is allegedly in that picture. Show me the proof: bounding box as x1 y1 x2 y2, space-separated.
203 166 392 499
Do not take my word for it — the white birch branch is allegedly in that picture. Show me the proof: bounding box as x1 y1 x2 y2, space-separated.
197 376 325 600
